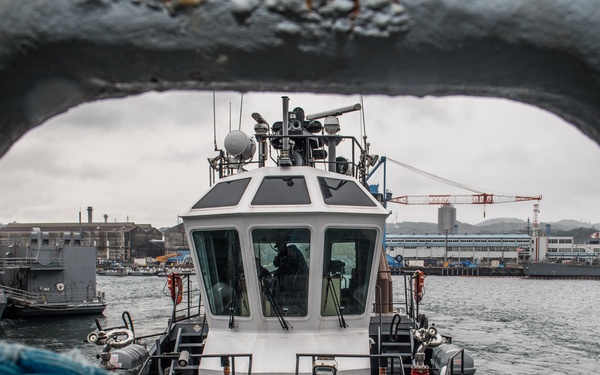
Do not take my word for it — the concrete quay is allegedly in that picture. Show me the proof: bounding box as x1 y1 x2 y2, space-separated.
390 266 525 277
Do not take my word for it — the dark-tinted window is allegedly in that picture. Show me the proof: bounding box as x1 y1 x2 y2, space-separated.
322 228 377 315
192 229 250 317
252 176 311 205
318 177 376 207
192 178 251 209
252 228 311 317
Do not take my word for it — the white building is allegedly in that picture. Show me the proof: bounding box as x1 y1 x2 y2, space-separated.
532 236 600 262
386 233 532 266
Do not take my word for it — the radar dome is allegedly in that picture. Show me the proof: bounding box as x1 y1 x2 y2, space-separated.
224 130 256 161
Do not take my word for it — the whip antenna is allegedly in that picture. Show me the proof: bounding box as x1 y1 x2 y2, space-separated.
360 94 367 148
212 91 218 151
239 92 244 130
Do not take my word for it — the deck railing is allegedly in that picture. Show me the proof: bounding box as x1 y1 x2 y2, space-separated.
0 256 64 269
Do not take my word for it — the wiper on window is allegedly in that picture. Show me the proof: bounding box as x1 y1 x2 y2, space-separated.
260 279 290 330
229 278 237 329
324 274 347 328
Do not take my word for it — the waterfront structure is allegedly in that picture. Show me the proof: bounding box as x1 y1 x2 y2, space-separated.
437 204 457 234
531 236 600 262
386 233 532 266
0 221 162 261
162 222 189 252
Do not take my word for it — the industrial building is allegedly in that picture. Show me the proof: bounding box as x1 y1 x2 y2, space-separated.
0 207 163 261
386 233 532 266
532 236 600 262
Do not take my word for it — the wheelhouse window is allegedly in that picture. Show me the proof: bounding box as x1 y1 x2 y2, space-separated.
322 228 377 316
251 176 311 205
192 230 249 317
192 178 251 209
252 228 311 317
318 177 376 207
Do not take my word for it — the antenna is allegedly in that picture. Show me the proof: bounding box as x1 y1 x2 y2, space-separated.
360 95 368 149
239 92 244 131
212 91 218 151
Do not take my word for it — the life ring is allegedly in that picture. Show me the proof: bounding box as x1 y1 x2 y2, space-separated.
413 270 425 304
167 273 183 305
395 254 403 264
56 283 65 292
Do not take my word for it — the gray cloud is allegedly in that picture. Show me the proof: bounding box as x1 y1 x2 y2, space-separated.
0 92 598 228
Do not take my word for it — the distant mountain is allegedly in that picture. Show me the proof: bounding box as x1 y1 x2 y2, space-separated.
475 218 526 226
387 218 597 236
473 218 528 234
387 222 438 235
547 219 596 231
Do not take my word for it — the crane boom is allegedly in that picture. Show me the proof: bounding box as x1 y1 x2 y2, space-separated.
388 193 542 205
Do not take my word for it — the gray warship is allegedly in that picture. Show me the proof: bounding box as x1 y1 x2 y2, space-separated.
524 261 600 279
0 228 106 317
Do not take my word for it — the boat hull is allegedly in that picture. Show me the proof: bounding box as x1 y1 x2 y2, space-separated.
524 262 600 278
3 301 106 318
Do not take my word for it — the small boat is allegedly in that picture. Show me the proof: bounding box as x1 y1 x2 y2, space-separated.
87 97 475 374
128 268 159 276
100 267 129 277
0 229 106 317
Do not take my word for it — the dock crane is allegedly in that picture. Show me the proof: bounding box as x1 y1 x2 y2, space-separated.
367 156 541 216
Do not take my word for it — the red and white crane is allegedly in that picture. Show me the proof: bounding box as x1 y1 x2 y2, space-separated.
367 156 541 217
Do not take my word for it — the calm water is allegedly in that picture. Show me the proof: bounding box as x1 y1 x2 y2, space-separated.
415 277 600 374
1 276 600 374
0 276 173 363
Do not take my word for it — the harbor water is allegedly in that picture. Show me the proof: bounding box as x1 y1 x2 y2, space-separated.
1 275 599 374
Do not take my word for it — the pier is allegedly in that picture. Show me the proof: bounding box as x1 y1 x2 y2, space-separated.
391 266 525 277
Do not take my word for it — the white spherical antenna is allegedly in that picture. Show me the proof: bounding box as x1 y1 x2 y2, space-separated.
224 130 256 161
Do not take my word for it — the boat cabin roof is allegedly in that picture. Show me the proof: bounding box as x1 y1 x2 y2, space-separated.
182 166 389 218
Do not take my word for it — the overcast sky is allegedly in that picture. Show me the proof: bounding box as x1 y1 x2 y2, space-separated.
1 91 599 229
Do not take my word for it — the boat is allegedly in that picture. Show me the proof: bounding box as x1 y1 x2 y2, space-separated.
523 261 600 279
0 288 6 318
99 267 129 277
87 97 475 374
0 228 107 317
128 268 160 276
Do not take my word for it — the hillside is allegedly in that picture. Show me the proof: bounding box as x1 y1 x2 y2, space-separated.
387 218 598 242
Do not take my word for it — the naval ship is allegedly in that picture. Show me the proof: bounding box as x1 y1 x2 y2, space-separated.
0 228 106 317
87 97 475 374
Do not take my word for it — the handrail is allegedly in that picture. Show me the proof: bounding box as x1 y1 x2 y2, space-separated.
1 284 42 303
446 348 465 375
138 353 253 375
0 257 64 268
169 274 203 323
295 353 405 375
